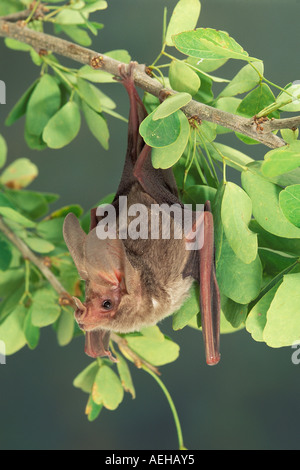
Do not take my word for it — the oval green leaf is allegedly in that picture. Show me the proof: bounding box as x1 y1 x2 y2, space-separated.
279 185 300 228
173 28 253 61
153 92 192 120
1 158 38 189
169 61 201 96
92 365 124 410
221 182 258 264
241 170 300 238
165 0 201 46
82 101 110 150
216 235 262 304
25 74 61 137
43 101 81 149
31 288 61 327
0 134 7 169
151 110 190 169
263 273 300 347
0 305 27 355
262 141 300 177
220 61 264 97
140 110 181 148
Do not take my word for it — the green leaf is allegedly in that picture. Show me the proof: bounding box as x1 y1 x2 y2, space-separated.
221 295 248 328
0 0 24 15
104 49 131 64
139 110 181 148
246 283 281 342
43 102 81 149
78 65 115 83
262 141 300 178
77 78 102 112
6 189 50 220
59 25 92 47
0 238 12 271
82 102 110 150
92 365 124 410
126 334 180 366
73 361 99 394
25 74 61 137
25 237 55 254
37 218 65 244
81 0 107 13
212 182 225 265
279 185 300 228
182 185 217 207
250 219 300 257
0 268 24 299
0 284 25 323
153 93 192 120
216 235 262 304
23 310 40 350
169 61 201 95
151 111 190 169
50 204 83 219
263 273 300 347
0 135 7 169
173 28 254 61
85 395 103 422
55 9 88 25
0 305 27 355
280 128 299 144
220 61 264 97
31 288 61 327
276 83 300 112
236 84 277 144
57 309 75 346
187 56 228 73
116 353 136 399
165 0 201 46
221 182 258 264
172 282 199 330
241 169 300 238
0 207 35 228
1 158 38 189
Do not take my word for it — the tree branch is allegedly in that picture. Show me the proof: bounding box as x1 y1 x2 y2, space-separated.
0 17 294 149
0 215 160 374
264 116 300 132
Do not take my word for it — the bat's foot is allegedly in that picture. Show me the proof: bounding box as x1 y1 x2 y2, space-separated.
118 61 138 82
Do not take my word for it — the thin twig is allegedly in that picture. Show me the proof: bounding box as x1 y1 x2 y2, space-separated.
0 17 292 149
264 116 300 132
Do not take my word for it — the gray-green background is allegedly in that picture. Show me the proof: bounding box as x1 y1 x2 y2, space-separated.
0 0 299 450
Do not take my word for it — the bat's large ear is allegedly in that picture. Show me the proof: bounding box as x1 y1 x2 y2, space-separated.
63 213 88 279
122 251 138 295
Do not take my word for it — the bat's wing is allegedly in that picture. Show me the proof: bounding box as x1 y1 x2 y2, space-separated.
183 202 220 365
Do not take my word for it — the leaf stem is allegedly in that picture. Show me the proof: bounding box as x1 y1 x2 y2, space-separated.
143 365 185 450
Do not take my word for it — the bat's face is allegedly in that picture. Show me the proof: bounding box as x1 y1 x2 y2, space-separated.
72 281 123 331
63 213 142 334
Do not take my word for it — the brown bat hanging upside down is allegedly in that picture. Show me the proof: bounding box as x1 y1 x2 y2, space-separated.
63 63 221 365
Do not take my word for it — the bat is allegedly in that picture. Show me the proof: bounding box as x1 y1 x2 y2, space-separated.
63 62 221 365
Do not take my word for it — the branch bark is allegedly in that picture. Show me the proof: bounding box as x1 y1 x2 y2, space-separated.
0 17 297 149
0 215 160 374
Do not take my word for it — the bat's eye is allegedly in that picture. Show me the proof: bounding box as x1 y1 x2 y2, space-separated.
102 300 113 310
